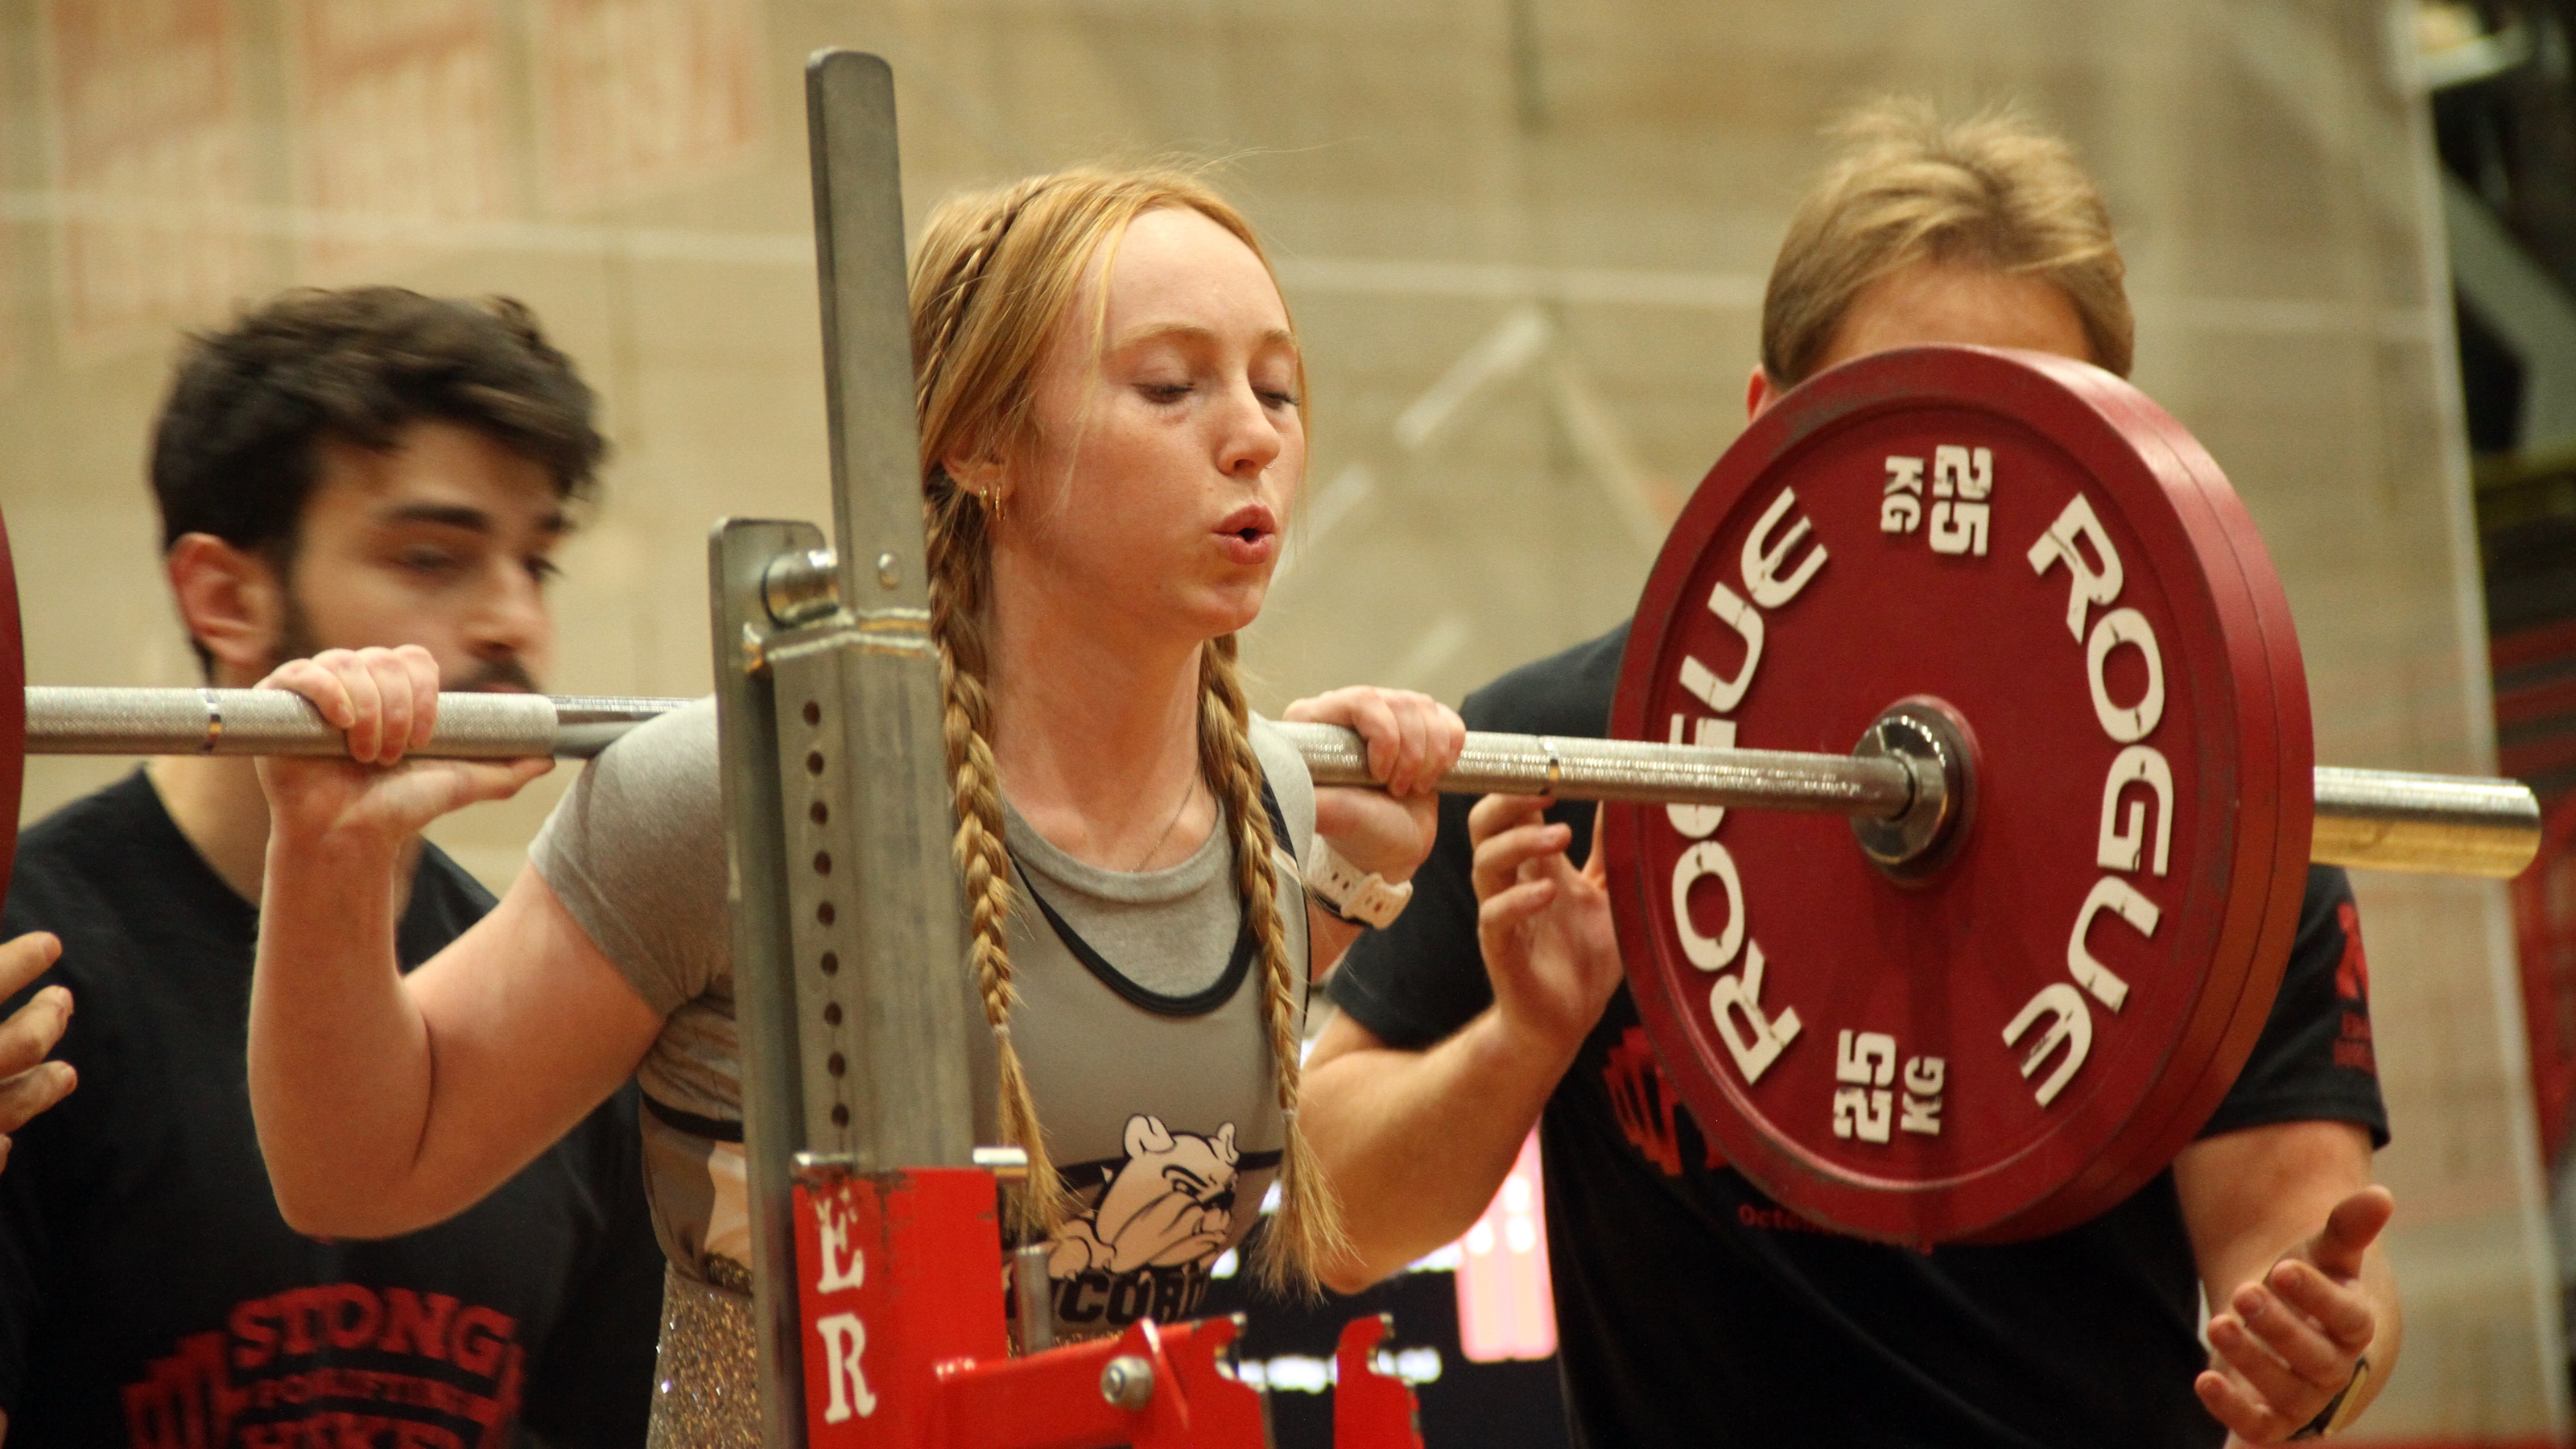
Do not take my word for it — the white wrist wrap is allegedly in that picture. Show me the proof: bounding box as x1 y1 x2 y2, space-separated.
1303 836 1413 929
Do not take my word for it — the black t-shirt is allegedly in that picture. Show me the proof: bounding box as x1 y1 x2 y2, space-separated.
1331 624 2390 1449
0 772 667 1449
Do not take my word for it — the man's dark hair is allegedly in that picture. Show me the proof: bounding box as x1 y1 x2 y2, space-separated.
150 287 605 561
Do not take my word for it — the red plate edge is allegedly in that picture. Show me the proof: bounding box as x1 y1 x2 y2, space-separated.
1606 346 2307 1245
1914 353 2285 1241
1974 369 2315 1240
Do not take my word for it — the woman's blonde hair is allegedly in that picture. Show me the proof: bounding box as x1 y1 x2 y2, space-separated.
1762 99 2133 386
907 167 1341 1294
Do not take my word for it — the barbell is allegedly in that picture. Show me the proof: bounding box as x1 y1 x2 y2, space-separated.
0 344 2541 1249
14 688 2536 879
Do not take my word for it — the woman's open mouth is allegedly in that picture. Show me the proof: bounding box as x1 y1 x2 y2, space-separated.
1216 505 1279 565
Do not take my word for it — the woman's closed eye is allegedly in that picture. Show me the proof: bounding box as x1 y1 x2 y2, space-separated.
1133 369 1297 411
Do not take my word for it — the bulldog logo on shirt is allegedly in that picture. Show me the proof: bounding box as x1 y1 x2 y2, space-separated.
1051 1114 1240 1276
1034 1113 1265 1333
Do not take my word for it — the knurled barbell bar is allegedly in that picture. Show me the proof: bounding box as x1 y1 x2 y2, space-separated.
14 688 2537 880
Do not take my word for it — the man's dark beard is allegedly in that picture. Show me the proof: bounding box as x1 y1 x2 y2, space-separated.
274 592 542 694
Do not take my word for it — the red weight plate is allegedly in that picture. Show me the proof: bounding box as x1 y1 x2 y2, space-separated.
0 507 20 919
1968 366 2314 1242
1604 345 2309 1248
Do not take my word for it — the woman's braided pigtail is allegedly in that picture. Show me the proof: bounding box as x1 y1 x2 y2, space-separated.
1198 634 1346 1296
916 190 1067 1240
923 492 1070 1241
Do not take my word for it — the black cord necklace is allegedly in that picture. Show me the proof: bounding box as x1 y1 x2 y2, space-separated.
1014 857 1256 1018
1010 775 1297 1018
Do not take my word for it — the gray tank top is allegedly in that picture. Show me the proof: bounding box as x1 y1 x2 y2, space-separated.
993 762 1311 1331
530 700 1315 1335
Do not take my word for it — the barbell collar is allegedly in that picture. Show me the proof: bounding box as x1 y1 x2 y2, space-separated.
1847 700 1971 880
15 687 2543 877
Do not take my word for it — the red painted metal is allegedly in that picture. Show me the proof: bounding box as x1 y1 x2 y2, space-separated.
1331 1316 1424 1449
1604 345 2310 1247
796 1168 1009 1448
795 1166 1388 1447
942 1319 1187 1449
1152 1316 1271 1448
937 1317 1270 1449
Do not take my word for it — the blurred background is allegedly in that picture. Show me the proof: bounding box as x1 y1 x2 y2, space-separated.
3 0 2574 1443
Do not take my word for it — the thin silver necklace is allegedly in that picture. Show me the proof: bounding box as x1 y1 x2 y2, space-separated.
1131 771 1199 872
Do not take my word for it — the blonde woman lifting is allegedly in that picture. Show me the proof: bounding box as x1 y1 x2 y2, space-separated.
241 169 1464 1443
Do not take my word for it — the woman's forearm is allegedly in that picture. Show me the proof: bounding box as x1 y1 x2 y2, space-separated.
1301 1006 1575 1292
246 832 436 1237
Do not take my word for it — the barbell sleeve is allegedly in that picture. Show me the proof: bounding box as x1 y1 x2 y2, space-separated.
2310 766 2541 879
15 688 2545 878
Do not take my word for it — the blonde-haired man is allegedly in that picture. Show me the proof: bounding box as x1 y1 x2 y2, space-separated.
1307 102 2401 1447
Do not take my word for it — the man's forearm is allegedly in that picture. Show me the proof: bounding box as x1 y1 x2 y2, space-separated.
2177 1122 2401 1440
1302 1009 1577 1291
